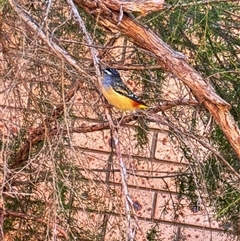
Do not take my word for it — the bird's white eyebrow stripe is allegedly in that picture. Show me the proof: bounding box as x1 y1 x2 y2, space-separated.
104 69 113 75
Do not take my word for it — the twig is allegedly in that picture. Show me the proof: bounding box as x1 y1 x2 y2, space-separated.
104 106 135 240
7 98 198 167
4 210 68 239
8 0 90 78
148 113 240 181
66 0 101 76
10 83 80 168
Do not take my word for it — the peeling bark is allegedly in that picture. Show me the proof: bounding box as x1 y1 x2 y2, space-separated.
103 0 165 16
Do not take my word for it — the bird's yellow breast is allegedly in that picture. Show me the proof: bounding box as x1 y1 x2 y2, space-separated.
102 86 147 111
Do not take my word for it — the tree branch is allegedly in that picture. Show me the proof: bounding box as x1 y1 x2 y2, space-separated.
3 209 68 239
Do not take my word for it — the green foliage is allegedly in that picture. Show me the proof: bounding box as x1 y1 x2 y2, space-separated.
146 225 159 241
134 116 149 148
202 156 240 233
212 126 240 169
209 128 240 234
175 172 199 207
0 0 7 10
216 187 240 233
176 135 240 234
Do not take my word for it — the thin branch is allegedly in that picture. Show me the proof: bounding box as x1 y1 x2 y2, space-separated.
70 167 191 179
10 82 80 168
25 98 197 137
8 0 90 78
104 105 136 240
4 210 68 239
147 113 240 181
7 98 197 168
66 0 101 76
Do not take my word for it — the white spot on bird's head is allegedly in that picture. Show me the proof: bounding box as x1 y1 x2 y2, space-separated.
103 68 120 77
103 69 113 75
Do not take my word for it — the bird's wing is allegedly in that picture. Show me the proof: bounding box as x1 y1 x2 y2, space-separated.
112 81 147 106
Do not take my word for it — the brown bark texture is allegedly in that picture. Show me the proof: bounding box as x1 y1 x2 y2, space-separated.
103 0 165 15
74 0 240 158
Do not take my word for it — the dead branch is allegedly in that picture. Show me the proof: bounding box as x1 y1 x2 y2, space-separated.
3 209 69 239
8 0 91 78
147 113 240 180
9 98 197 168
66 0 101 76
10 82 80 168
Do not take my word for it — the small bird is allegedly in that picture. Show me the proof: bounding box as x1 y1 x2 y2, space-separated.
102 68 148 111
